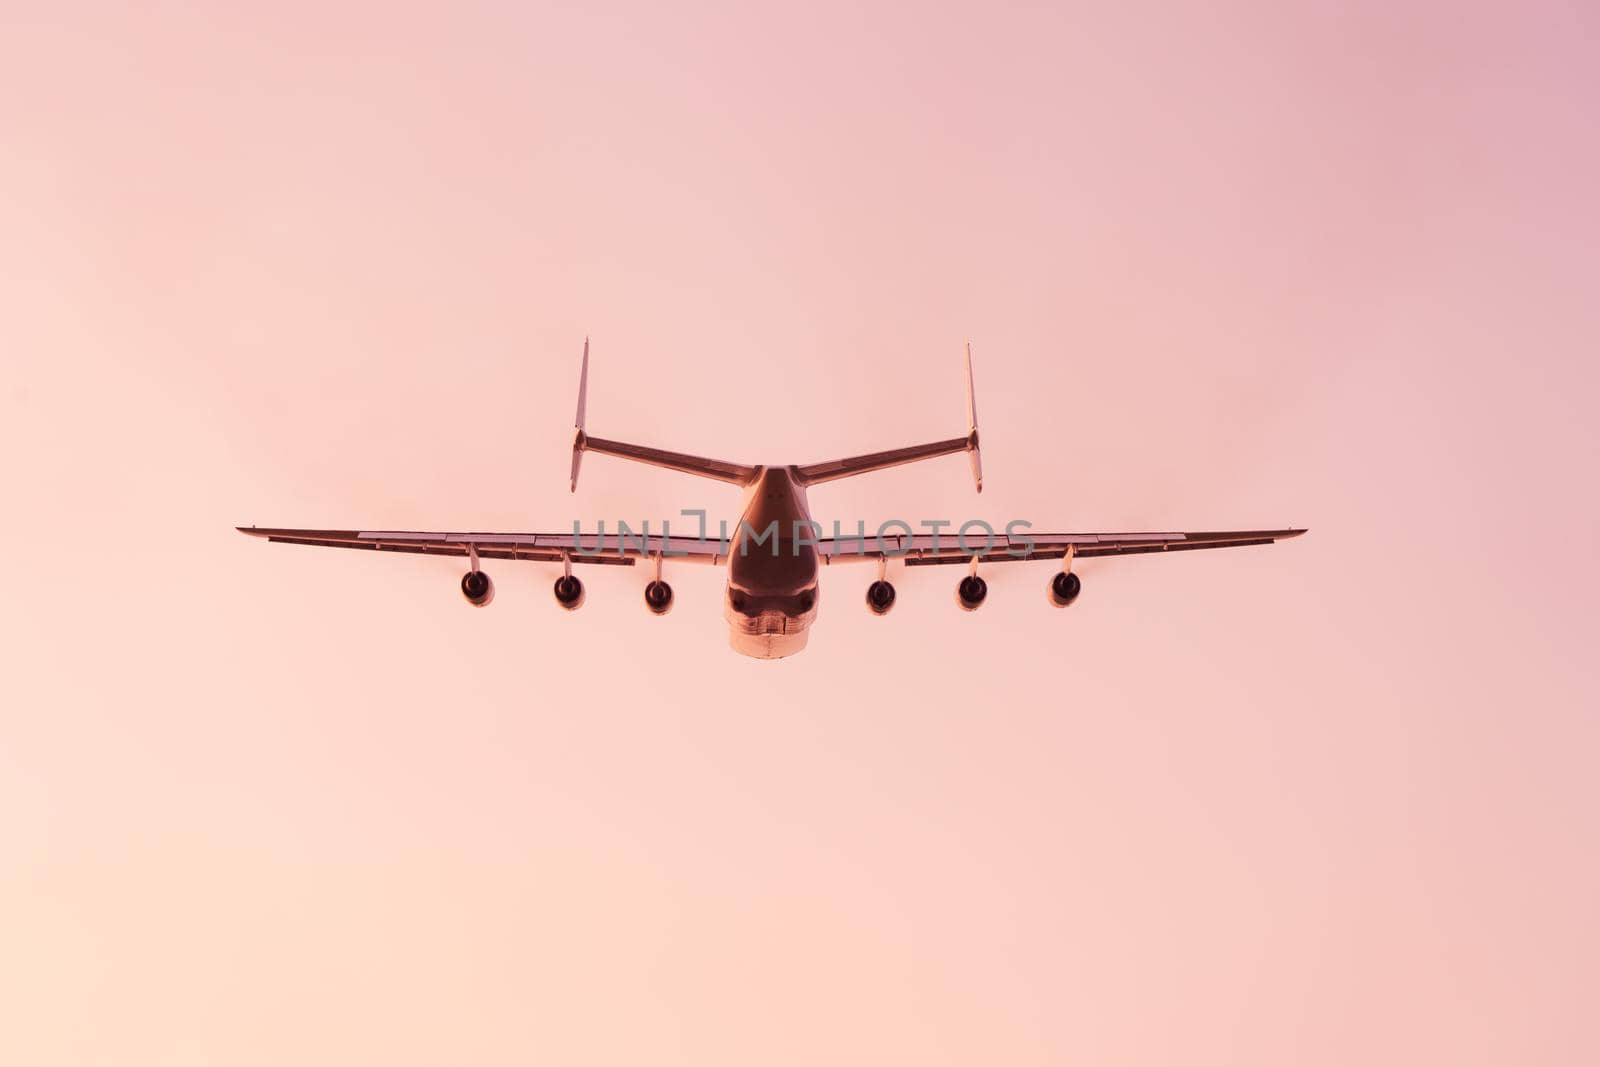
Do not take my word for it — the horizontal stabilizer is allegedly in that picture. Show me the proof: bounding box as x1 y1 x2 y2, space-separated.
564 337 756 489
793 341 984 491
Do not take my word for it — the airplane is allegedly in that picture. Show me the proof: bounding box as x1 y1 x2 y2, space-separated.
238 341 1306 659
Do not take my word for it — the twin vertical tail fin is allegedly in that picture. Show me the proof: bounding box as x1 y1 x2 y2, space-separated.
569 337 588 492
964 339 983 493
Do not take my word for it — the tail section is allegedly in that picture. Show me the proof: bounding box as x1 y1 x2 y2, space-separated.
793 341 984 491
566 337 757 490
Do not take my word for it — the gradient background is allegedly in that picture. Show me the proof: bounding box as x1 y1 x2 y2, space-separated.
3 2 1597 1064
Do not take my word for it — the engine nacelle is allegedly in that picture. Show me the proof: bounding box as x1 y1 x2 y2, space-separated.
1049 571 1081 608
461 569 495 607
865 579 896 615
644 579 674 616
553 574 585 611
956 574 987 611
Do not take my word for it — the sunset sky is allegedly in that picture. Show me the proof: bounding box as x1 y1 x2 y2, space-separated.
3 3 1597 1064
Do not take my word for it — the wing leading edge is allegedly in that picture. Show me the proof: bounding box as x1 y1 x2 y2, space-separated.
239 526 1305 566
235 527 731 565
816 528 1307 565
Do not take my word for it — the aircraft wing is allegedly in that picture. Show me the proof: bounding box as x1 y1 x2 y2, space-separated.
235 527 732 565
817 528 1307 565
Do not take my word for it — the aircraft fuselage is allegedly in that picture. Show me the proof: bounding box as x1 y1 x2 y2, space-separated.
724 466 820 659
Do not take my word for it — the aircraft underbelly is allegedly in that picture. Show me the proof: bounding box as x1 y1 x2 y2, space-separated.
729 624 810 659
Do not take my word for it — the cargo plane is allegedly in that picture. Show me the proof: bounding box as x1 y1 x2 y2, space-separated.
238 342 1305 658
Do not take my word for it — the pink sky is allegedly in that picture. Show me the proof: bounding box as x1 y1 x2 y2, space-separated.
3 2 1597 1064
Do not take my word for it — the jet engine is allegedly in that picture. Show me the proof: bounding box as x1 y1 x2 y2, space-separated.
956 574 987 611
644 579 674 616
1049 570 1081 608
553 574 585 611
865 579 896 615
461 569 495 607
